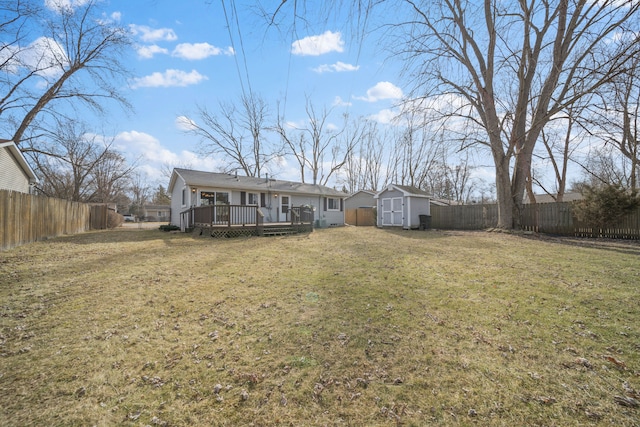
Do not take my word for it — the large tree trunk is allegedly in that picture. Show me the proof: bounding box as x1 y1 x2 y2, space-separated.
493 153 514 229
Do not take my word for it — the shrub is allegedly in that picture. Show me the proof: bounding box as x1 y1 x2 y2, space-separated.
107 211 124 229
573 184 639 229
159 224 180 232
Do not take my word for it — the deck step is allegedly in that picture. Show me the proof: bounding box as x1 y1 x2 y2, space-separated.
261 227 298 236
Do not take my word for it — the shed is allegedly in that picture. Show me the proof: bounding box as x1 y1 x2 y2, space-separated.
374 184 431 229
0 139 37 193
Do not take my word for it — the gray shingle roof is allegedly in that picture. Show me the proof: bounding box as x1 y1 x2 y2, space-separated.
392 184 431 197
374 184 431 198
170 168 346 197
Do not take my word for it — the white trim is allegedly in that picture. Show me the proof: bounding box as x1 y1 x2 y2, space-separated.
0 140 37 184
279 195 290 222
326 196 340 211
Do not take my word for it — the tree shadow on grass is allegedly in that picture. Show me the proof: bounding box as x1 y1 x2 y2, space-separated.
378 227 454 240
521 233 640 257
50 227 189 246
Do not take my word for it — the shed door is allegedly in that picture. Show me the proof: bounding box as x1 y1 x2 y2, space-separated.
382 197 403 226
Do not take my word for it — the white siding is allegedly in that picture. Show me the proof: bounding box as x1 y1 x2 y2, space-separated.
169 175 187 227
0 146 30 193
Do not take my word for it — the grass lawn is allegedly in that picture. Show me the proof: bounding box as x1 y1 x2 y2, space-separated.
0 226 638 426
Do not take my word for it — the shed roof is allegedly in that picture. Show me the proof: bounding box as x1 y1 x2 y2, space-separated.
374 184 431 198
169 168 346 197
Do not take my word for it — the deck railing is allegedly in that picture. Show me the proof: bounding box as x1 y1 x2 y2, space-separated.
181 204 263 230
180 204 313 231
290 206 314 224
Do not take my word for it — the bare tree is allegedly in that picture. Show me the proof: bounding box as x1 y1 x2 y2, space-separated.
185 93 276 177
575 145 634 190
390 121 441 189
585 56 640 191
274 97 356 185
1 0 131 149
91 150 132 203
342 119 386 192
532 101 589 202
128 172 151 217
264 0 640 228
29 120 134 202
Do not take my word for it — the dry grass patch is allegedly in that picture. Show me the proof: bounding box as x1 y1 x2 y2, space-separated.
1 227 639 426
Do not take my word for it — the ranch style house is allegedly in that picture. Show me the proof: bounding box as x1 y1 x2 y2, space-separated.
168 168 346 235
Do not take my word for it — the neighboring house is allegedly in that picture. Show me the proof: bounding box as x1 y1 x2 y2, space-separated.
344 190 376 210
0 139 37 194
142 204 170 221
524 192 583 203
167 168 346 229
344 190 377 226
430 198 463 207
375 184 431 229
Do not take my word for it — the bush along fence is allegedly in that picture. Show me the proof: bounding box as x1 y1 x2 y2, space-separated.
430 201 640 239
0 190 110 251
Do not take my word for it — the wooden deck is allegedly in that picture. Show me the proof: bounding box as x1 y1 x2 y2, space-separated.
181 205 314 238
191 222 313 238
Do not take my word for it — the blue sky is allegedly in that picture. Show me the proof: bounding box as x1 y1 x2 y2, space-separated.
95 0 406 187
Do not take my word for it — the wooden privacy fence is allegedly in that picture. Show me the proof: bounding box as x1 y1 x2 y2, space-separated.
1 190 109 251
431 201 640 239
345 208 376 226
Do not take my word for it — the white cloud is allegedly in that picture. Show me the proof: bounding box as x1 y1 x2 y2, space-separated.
136 44 169 59
114 130 213 183
175 115 197 131
312 61 359 73
326 123 339 132
369 108 400 124
45 0 89 13
172 43 234 60
129 24 178 42
355 81 403 102
110 11 122 22
3 37 69 79
285 120 307 129
291 31 344 56
332 96 352 107
131 69 208 89
115 131 176 164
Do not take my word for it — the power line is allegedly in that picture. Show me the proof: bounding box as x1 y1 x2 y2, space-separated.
221 0 251 99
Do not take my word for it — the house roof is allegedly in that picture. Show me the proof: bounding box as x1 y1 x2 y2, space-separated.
345 190 376 200
0 139 37 183
374 184 431 198
430 198 463 206
169 168 346 198
524 192 583 203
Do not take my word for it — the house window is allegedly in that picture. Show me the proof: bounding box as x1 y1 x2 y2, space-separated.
181 188 186 206
247 192 258 205
327 197 340 211
201 191 230 206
